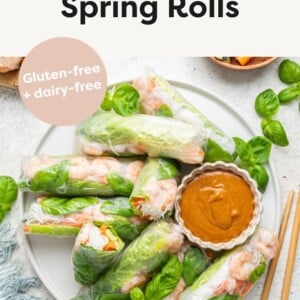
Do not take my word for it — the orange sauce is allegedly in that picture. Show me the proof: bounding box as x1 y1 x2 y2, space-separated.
180 170 254 243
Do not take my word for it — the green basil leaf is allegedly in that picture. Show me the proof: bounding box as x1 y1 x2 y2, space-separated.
100 294 130 300
209 295 240 300
261 119 289 147
0 176 18 222
248 136 272 164
147 252 170 275
29 160 69 191
233 137 255 165
154 104 173 118
255 89 279 118
245 164 269 192
41 196 98 215
145 255 182 300
279 59 300 84
112 84 140 116
157 159 179 180
183 247 210 286
130 287 145 300
204 139 234 163
107 172 134 196
100 197 134 218
248 260 266 282
278 86 300 103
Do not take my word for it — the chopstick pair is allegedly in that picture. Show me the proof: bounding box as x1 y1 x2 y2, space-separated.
261 190 300 300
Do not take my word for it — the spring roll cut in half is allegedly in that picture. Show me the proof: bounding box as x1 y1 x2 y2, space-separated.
72 222 124 285
74 220 184 300
133 70 235 161
130 158 179 220
180 228 278 300
76 110 206 164
22 196 147 240
19 155 144 196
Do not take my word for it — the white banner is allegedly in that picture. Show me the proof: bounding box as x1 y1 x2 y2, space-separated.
0 0 299 56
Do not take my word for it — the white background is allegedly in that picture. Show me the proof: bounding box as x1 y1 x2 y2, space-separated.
0 0 300 56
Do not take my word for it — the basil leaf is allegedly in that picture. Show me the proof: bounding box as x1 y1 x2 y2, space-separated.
233 137 255 165
41 196 98 215
145 255 182 300
147 252 170 275
279 59 300 84
130 287 145 300
204 139 234 163
248 136 272 164
261 119 289 147
0 176 18 222
255 89 279 118
107 172 134 196
209 295 240 300
245 164 269 192
100 197 135 218
278 86 300 103
248 260 266 282
29 160 69 191
154 104 173 118
183 247 210 286
100 294 130 300
157 159 179 180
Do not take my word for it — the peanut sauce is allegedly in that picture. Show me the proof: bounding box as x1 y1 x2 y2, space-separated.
180 170 254 243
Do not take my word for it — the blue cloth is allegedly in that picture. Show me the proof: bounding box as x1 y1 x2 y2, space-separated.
0 222 41 300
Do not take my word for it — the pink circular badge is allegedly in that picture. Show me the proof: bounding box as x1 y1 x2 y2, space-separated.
19 37 107 125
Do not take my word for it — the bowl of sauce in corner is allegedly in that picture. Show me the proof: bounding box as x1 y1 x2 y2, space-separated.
175 162 262 251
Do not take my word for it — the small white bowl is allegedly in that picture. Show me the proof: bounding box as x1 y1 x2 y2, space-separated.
175 162 262 251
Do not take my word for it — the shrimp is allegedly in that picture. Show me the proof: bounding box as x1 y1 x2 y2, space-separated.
214 278 237 296
0 57 23 73
125 160 144 183
89 157 121 184
164 278 186 300
68 156 90 180
249 228 278 260
140 178 177 218
81 144 104 156
121 272 148 294
229 250 260 281
24 155 59 178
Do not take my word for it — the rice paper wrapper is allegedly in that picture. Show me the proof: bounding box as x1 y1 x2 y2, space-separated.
130 158 179 220
76 110 206 164
72 222 124 285
19 155 144 196
133 70 235 159
73 220 184 300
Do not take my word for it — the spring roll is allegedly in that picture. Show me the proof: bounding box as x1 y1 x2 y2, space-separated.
180 228 278 300
76 110 206 164
19 155 144 196
74 220 184 300
130 158 179 220
133 71 235 161
72 222 124 285
22 196 147 240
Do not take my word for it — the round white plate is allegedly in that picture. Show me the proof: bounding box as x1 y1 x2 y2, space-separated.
20 81 281 300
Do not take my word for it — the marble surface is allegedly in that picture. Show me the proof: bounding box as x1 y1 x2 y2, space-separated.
0 57 299 299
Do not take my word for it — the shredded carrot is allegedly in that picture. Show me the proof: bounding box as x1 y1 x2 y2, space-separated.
103 242 116 251
100 224 108 234
133 197 144 207
199 149 205 158
23 225 30 232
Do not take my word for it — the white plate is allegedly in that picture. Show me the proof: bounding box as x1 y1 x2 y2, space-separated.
20 81 281 300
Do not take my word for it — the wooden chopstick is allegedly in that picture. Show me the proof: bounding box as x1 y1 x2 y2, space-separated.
261 190 295 300
281 191 300 299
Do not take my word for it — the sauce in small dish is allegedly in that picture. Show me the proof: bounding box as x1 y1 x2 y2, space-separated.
175 162 262 250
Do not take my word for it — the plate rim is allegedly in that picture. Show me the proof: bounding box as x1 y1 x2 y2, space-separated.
19 79 282 300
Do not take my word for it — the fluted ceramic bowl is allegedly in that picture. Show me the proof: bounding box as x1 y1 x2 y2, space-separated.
175 162 263 251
